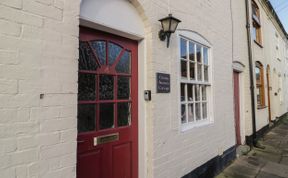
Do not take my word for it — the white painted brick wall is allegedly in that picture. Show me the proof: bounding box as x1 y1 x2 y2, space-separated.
232 0 288 136
0 0 80 177
136 0 236 177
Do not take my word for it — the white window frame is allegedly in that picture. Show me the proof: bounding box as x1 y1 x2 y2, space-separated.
177 30 214 132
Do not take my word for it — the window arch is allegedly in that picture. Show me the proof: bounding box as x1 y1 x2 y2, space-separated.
255 62 265 107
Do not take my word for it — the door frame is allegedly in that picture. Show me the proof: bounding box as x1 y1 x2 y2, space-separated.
233 71 241 145
266 65 272 122
77 27 139 178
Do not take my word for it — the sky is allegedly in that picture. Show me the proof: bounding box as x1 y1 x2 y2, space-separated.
269 0 288 33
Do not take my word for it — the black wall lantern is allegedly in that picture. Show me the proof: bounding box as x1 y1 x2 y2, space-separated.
159 14 181 48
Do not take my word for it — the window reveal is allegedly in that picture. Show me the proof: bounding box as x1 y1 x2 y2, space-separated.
252 0 262 45
255 62 265 107
180 37 210 125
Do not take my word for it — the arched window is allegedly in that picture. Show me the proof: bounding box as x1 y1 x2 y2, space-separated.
178 30 212 130
255 62 265 107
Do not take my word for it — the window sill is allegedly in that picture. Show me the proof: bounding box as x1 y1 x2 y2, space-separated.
254 40 263 48
257 106 267 110
181 119 213 132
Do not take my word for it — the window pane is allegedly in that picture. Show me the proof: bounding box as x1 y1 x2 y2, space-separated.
195 85 200 101
116 50 131 74
189 42 195 61
204 66 209 82
203 47 208 65
255 66 260 84
118 102 131 127
196 103 201 121
100 103 114 129
202 86 207 101
99 75 114 100
79 42 98 71
181 83 185 102
180 38 187 59
188 104 194 122
91 41 106 65
256 87 261 105
78 104 95 133
187 84 193 101
181 104 186 124
190 62 195 80
78 73 96 101
197 64 202 81
181 60 187 78
252 24 257 41
108 42 123 66
117 77 130 99
196 45 201 63
202 102 207 119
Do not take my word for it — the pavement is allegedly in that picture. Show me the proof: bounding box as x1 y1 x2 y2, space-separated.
216 113 288 178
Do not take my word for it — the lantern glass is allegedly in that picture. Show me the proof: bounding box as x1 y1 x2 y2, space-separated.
161 18 171 32
170 19 179 33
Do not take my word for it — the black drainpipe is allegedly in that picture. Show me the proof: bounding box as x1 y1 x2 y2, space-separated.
245 0 257 147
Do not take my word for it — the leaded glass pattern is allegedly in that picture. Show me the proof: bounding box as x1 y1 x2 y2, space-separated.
78 40 133 133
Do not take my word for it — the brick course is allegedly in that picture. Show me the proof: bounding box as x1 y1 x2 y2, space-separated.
0 0 80 177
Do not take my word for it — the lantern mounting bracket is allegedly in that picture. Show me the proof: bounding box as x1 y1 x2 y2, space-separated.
158 14 181 48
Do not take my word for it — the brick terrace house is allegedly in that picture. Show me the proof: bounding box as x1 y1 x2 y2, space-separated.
0 0 287 178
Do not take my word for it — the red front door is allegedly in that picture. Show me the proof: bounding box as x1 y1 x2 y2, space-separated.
77 27 138 178
233 71 241 145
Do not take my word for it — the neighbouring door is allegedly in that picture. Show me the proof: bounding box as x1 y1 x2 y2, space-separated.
233 71 241 145
266 65 272 122
77 27 138 178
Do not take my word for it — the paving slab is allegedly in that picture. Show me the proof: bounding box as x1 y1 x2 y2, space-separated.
216 114 288 178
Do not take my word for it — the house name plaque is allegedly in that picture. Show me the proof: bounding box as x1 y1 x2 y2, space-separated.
156 73 170 93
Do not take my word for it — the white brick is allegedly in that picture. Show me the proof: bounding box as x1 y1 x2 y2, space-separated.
0 50 18 65
40 94 77 107
0 5 43 27
59 105 77 118
10 149 38 166
41 166 75 178
0 94 40 108
28 162 39 177
0 155 10 168
0 79 18 94
40 118 76 132
16 166 27 178
0 19 22 37
23 0 63 20
40 142 76 159
54 0 64 10
38 133 60 147
0 138 17 153
17 136 38 150
0 64 41 80
30 106 60 121
60 129 76 142
0 168 16 178
0 0 22 9
44 18 79 37
60 154 76 168
21 25 62 44
18 80 41 94
36 0 53 5
0 108 30 124
0 123 39 138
